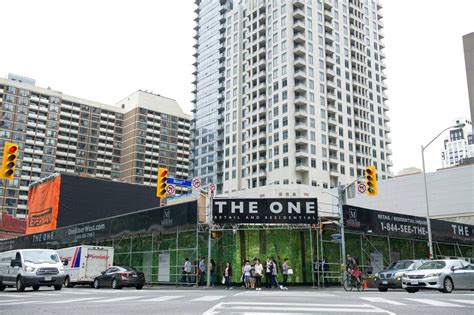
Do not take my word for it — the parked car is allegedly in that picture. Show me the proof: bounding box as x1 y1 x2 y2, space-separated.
402 259 474 293
93 266 145 290
57 245 114 287
0 249 66 292
374 259 426 292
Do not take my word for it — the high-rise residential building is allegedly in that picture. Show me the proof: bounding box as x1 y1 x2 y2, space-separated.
190 0 233 194
193 0 392 196
463 33 474 128
0 75 191 218
441 118 473 168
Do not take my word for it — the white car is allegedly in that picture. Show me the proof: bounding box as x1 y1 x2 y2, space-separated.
402 259 474 293
0 249 66 292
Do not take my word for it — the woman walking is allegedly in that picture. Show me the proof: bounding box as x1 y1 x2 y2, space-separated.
243 260 251 289
224 262 232 290
254 259 263 291
282 258 290 289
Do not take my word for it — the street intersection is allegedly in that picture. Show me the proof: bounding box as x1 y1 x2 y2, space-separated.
0 286 473 314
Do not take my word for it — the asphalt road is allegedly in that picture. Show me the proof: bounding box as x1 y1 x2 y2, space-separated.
0 286 473 315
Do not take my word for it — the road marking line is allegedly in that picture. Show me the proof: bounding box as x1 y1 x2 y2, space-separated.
57 291 92 295
140 295 183 302
450 299 474 305
0 299 23 303
92 296 145 303
0 300 42 306
235 291 335 297
405 298 464 307
191 295 226 301
47 297 101 304
0 294 24 298
360 297 406 305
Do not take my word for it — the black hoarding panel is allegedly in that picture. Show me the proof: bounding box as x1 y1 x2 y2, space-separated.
343 205 474 245
0 201 197 251
212 198 318 224
57 174 162 227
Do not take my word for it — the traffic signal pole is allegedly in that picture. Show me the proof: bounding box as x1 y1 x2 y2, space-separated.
206 193 212 287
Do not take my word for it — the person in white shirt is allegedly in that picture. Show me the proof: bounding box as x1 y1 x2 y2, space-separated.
181 258 192 284
254 259 264 291
282 258 290 289
198 257 206 286
243 260 251 289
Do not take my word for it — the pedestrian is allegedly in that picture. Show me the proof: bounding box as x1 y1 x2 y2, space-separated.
192 260 198 284
265 257 273 288
181 258 192 285
243 260 251 289
199 257 206 287
271 257 282 289
210 258 216 287
282 258 290 289
224 262 232 290
250 258 256 289
254 259 263 291
322 257 329 287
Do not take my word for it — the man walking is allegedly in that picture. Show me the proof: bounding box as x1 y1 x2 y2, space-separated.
198 257 206 287
265 257 273 288
181 258 192 285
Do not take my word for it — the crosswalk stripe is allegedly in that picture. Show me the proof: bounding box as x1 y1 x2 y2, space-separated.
206 302 391 314
0 299 23 303
58 291 92 295
405 299 464 307
360 297 406 306
47 297 100 304
450 299 474 305
141 296 183 302
191 295 226 301
0 294 29 298
0 300 42 306
92 296 145 303
237 291 335 297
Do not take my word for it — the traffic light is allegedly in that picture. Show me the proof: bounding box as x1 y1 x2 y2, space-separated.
0 142 19 180
365 165 378 196
156 167 168 198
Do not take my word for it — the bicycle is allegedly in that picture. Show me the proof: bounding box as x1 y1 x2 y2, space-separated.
342 271 364 292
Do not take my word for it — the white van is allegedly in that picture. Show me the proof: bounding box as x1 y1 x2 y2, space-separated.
0 249 66 292
57 245 114 287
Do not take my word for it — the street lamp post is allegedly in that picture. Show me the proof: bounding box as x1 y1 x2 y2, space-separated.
421 123 465 259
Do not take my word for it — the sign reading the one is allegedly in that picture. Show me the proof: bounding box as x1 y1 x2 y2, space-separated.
212 198 318 224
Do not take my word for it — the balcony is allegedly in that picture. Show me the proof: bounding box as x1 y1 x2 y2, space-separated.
294 32 305 44
293 8 305 20
296 162 309 172
293 20 305 32
294 69 306 80
295 149 309 158
294 56 306 68
295 122 308 131
294 82 306 93
295 95 307 106
294 44 306 56
295 135 308 144
295 108 307 117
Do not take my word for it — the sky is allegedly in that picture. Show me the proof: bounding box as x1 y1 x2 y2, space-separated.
1 0 473 174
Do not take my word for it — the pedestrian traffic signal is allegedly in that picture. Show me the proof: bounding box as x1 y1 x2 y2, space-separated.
0 142 19 180
365 165 378 196
156 167 168 199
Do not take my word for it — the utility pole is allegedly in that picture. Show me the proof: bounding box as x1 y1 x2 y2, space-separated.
206 193 212 287
338 185 347 274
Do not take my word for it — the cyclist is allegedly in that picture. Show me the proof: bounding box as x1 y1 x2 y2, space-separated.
346 255 361 285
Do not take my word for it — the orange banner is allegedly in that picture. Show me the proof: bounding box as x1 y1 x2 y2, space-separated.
26 176 61 234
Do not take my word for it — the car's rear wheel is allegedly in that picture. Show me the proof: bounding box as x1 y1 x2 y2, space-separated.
32 286 40 291
93 279 100 289
442 277 453 293
405 288 418 293
378 287 388 292
112 279 122 290
54 285 62 291
16 277 26 292
136 285 143 290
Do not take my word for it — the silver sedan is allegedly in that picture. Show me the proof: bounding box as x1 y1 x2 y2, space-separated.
402 259 474 293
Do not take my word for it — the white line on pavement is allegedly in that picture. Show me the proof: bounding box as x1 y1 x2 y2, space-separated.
47 297 101 304
405 298 464 307
360 297 406 305
450 299 474 305
92 296 145 303
140 296 183 302
191 295 226 301
0 300 42 306
235 291 335 297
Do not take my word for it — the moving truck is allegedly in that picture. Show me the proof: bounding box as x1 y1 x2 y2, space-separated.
57 245 114 287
